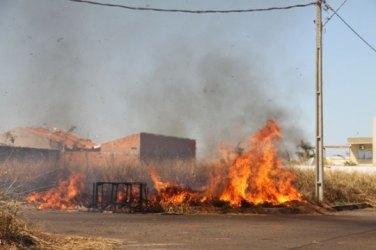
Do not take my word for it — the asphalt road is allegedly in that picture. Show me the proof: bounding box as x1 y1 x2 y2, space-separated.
25 208 376 250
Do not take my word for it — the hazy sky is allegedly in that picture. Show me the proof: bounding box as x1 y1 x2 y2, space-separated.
0 0 375 156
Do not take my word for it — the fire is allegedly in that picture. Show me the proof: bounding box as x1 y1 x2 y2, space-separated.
151 119 302 207
218 119 302 206
150 168 172 192
150 168 199 206
26 172 87 209
26 119 302 211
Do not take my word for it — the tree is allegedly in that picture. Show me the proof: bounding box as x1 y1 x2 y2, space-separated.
296 140 315 162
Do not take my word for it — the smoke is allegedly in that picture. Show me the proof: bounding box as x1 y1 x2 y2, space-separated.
0 0 309 158
125 47 305 157
0 0 85 129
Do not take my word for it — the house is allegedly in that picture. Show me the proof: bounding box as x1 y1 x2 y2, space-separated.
0 127 99 167
0 127 98 151
346 118 376 165
347 137 372 165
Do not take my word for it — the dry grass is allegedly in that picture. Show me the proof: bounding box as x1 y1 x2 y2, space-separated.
1 156 376 248
290 167 376 205
151 161 376 206
0 199 118 249
2 155 376 208
0 162 119 249
0 159 60 199
0 201 35 249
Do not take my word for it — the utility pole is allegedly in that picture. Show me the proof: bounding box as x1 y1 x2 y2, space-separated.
315 0 324 202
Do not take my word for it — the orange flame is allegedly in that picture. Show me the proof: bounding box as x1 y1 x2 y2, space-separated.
150 168 172 192
218 120 301 206
27 119 302 210
26 172 86 209
151 120 302 207
150 168 199 206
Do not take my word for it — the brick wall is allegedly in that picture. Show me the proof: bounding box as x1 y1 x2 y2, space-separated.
0 132 196 169
100 134 140 165
140 133 195 160
100 133 196 162
0 146 59 164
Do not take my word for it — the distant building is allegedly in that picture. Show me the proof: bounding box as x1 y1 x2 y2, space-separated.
0 127 98 167
347 137 372 165
0 128 195 168
0 127 98 151
345 118 376 165
101 132 196 162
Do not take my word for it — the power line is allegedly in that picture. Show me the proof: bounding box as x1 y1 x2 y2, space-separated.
325 3 376 53
68 0 316 14
323 0 348 26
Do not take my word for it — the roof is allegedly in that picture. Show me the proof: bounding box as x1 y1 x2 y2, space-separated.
347 137 372 145
140 132 196 142
0 127 98 150
324 145 350 149
31 127 98 150
101 132 196 145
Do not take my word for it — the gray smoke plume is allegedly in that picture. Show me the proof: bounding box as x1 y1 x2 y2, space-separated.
0 0 309 158
0 0 85 129
125 47 305 157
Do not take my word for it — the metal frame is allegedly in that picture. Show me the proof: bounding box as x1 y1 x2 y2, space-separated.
91 181 148 212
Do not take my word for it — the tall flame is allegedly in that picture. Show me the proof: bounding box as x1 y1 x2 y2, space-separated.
26 119 302 210
218 119 301 206
151 119 302 207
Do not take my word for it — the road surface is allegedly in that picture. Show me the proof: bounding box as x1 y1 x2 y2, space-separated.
25 208 376 249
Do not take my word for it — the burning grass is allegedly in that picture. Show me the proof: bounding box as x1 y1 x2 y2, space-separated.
3 119 376 214
24 120 307 213
0 168 119 249
0 195 118 249
19 160 376 214
26 172 87 209
147 120 304 213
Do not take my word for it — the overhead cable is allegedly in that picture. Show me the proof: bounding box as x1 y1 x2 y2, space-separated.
323 0 348 26
68 0 316 14
325 3 376 54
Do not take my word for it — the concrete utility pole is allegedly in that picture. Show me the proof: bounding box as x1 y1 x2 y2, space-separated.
315 0 324 202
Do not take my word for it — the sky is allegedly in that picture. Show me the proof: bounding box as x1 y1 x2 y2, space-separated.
0 0 375 157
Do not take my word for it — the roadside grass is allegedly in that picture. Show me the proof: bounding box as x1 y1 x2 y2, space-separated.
0 195 117 249
290 167 376 205
0 162 117 249
2 156 376 208
0 199 36 249
150 161 376 206
1 159 375 248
